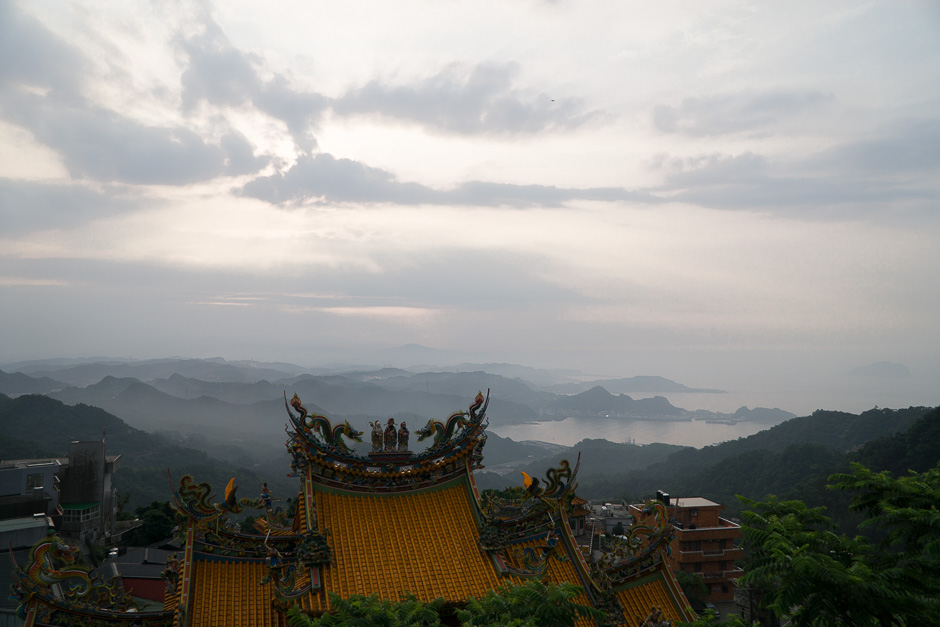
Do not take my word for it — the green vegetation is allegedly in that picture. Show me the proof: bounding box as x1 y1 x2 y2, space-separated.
737 463 940 626
123 501 176 546
285 580 602 626
456 580 604 627
577 405 935 531
0 393 293 511
675 570 708 606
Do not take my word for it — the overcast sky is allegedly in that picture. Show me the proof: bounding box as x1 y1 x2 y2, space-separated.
1 1 938 409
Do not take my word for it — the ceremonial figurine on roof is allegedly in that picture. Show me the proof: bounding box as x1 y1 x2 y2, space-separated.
370 420 383 452
398 421 409 451
384 418 397 451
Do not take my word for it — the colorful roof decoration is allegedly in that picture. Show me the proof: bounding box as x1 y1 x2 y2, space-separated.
12 390 694 626
9 533 175 626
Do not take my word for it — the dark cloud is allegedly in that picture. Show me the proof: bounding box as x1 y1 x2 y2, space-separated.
240 153 658 207
220 131 270 176
180 22 261 110
0 180 143 234
809 119 940 177
240 154 439 205
179 19 326 151
653 91 832 136
0 3 86 98
2 95 267 185
0 5 270 186
333 63 597 135
654 135 938 215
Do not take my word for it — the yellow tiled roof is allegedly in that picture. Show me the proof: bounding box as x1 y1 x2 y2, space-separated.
300 478 505 613
615 569 688 625
177 473 689 626
189 559 286 627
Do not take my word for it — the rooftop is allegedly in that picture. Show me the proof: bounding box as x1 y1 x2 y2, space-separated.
674 497 721 508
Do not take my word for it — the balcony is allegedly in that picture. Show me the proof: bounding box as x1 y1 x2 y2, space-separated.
676 547 744 562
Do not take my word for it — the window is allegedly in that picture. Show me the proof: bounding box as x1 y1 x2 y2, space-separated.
694 562 702 572
62 504 100 524
718 539 727 549
26 473 43 490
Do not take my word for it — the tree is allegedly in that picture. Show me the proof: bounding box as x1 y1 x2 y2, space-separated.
124 501 176 546
285 581 604 627
830 462 940 619
737 462 940 626
286 593 443 626
455 580 604 627
674 570 708 607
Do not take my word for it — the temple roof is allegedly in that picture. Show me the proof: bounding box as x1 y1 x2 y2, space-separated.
12 391 694 626
298 477 504 612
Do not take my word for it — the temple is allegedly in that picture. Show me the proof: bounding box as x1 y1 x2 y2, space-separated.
10 391 694 626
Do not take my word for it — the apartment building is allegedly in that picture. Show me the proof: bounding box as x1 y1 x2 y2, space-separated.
631 493 743 603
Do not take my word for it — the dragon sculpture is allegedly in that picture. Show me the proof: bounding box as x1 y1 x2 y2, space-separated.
21 535 92 597
416 390 488 450
170 473 262 524
286 392 364 452
11 534 141 617
520 455 579 503
594 499 674 571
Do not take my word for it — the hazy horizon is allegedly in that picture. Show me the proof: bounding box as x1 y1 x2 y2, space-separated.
2 352 935 419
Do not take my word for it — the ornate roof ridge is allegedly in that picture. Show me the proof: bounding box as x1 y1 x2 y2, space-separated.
285 390 491 491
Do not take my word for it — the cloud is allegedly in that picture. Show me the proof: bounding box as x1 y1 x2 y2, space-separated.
809 119 940 177
653 119 940 215
0 3 86 98
653 91 832 135
240 153 438 205
0 4 270 186
3 96 266 185
179 21 261 110
0 180 142 234
333 62 597 135
240 153 658 207
179 16 327 152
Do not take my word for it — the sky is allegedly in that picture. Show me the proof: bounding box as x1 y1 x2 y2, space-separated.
1 1 938 410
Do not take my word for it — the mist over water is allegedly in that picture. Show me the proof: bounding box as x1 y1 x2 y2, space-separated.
491 380 939 449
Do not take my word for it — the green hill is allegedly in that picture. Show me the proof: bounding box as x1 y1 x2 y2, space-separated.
0 393 293 511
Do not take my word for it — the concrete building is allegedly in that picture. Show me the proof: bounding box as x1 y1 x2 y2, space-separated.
0 436 121 545
0 458 61 520
589 500 634 534
631 492 743 604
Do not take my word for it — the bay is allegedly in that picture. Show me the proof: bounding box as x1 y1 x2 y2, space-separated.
490 416 777 448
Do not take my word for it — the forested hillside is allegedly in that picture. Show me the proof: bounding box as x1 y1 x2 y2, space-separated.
572 405 938 533
0 394 293 510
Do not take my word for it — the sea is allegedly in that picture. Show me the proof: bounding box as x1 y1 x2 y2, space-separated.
489 382 938 449
490 416 772 448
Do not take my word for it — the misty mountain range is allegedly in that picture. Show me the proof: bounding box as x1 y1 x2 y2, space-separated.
0 358 795 452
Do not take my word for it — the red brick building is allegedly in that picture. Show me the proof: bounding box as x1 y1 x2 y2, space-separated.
631 494 743 603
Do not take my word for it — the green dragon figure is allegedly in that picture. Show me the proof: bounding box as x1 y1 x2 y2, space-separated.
416 390 488 449
287 393 364 452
